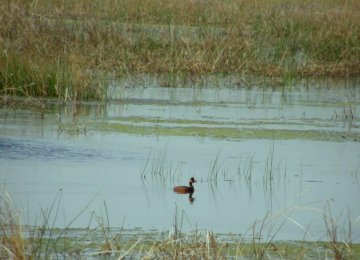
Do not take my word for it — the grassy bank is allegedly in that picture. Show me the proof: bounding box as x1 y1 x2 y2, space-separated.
1 0 360 99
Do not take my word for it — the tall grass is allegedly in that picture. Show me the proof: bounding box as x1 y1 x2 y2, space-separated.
1 0 360 99
0 189 25 259
323 202 355 260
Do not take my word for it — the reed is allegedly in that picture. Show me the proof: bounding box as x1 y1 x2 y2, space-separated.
0 188 26 259
323 202 355 260
1 0 359 100
236 153 255 195
207 150 222 183
0 186 124 258
140 147 183 184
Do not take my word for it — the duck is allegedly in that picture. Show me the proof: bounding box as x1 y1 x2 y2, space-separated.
173 177 196 194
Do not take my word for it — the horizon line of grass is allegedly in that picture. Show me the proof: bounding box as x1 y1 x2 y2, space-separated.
1 0 360 100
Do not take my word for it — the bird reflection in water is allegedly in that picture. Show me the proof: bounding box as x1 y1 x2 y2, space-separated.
173 177 196 204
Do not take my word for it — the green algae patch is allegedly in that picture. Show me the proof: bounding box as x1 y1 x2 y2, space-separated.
108 116 228 126
94 122 360 142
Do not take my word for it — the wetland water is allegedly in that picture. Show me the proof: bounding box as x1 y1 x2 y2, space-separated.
1 81 360 242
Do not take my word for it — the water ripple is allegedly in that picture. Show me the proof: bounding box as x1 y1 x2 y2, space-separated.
0 137 112 162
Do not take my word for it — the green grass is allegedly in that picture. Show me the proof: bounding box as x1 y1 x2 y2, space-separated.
1 0 360 100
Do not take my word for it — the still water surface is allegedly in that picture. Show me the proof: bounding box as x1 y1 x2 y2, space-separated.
1 83 360 242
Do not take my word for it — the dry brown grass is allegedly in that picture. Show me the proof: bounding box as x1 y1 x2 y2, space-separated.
0 189 26 259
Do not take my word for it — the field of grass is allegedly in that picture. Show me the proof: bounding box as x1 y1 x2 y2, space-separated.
1 0 360 100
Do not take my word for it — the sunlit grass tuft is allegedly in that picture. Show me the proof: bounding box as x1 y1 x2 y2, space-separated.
0 189 26 259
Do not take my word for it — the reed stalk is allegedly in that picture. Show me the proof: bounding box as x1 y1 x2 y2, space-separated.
0 188 26 259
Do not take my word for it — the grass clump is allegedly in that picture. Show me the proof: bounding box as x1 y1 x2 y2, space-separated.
0 189 25 259
1 0 360 100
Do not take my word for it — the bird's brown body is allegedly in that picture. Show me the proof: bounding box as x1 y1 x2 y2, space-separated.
173 177 196 194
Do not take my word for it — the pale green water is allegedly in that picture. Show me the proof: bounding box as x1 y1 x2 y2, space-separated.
1 81 360 242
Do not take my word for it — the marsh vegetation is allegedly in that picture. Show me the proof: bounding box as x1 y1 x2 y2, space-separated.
1 0 360 99
1 1 360 258
1 186 360 259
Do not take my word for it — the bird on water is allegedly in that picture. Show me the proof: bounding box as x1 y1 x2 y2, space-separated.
173 177 196 194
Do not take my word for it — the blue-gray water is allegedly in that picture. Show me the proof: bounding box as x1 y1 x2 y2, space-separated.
1 83 360 242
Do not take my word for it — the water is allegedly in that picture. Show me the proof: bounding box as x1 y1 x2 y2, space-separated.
1 82 360 242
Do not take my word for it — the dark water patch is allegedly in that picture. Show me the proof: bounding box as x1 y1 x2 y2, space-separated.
0 137 113 162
